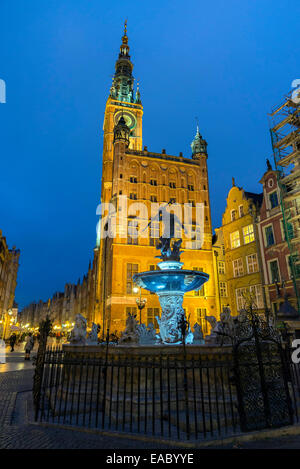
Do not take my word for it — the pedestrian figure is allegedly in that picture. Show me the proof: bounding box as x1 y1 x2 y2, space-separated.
9 333 17 352
24 333 34 360
0 339 6 363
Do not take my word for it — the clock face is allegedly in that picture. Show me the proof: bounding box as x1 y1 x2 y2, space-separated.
114 111 136 130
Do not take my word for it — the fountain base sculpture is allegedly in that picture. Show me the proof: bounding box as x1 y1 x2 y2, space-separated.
69 314 87 345
87 322 98 345
192 323 205 344
119 312 139 344
137 323 157 345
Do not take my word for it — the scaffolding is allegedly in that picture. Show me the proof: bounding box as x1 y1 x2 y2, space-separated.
269 90 300 312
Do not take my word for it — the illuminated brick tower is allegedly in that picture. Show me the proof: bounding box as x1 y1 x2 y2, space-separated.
94 24 217 335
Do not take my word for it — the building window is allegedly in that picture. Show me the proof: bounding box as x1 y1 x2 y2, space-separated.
243 224 254 244
149 264 159 271
230 230 240 249
169 182 176 188
128 220 138 245
130 177 138 183
126 306 137 316
246 253 259 273
149 220 159 246
150 195 157 202
233 258 244 277
249 285 264 309
265 225 275 247
147 308 160 328
193 267 205 296
129 193 137 200
231 210 237 221
236 287 248 311
239 205 244 217
188 200 195 207
197 308 208 334
126 264 138 294
269 259 280 284
269 191 279 209
150 179 157 186
218 261 225 274
188 184 194 191
219 281 227 297
170 198 176 204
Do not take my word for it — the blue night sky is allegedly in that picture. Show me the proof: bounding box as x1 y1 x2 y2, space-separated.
0 0 299 309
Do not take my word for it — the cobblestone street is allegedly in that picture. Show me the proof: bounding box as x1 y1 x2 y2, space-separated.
1 347 300 449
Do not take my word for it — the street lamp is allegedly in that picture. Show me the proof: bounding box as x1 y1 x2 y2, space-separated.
134 286 147 324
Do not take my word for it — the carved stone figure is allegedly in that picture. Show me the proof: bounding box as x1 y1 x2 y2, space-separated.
204 308 240 345
219 307 235 333
87 322 98 345
193 322 204 344
69 314 87 345
119 312 139 344
204 315 222 344
137 323 157 345
205 315 217 331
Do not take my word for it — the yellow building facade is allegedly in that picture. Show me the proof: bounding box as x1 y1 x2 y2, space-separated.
221 181 266 316
94 26 217 335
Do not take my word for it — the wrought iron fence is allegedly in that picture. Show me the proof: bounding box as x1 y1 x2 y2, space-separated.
34 348 242 441
33 345 300 441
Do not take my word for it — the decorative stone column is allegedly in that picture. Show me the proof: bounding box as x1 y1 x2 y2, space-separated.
157 291 185 344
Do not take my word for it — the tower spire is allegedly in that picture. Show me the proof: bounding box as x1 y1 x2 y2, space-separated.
120 19 130 58
191 124 208 158
110 21 136 103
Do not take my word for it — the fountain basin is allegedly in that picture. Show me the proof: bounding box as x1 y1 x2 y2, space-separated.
133 269 209 294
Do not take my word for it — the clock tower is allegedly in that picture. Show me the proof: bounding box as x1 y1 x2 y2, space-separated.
101 22 143 206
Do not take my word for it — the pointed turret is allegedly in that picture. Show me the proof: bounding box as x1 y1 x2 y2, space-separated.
191 125 208 159
135 81 142 104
